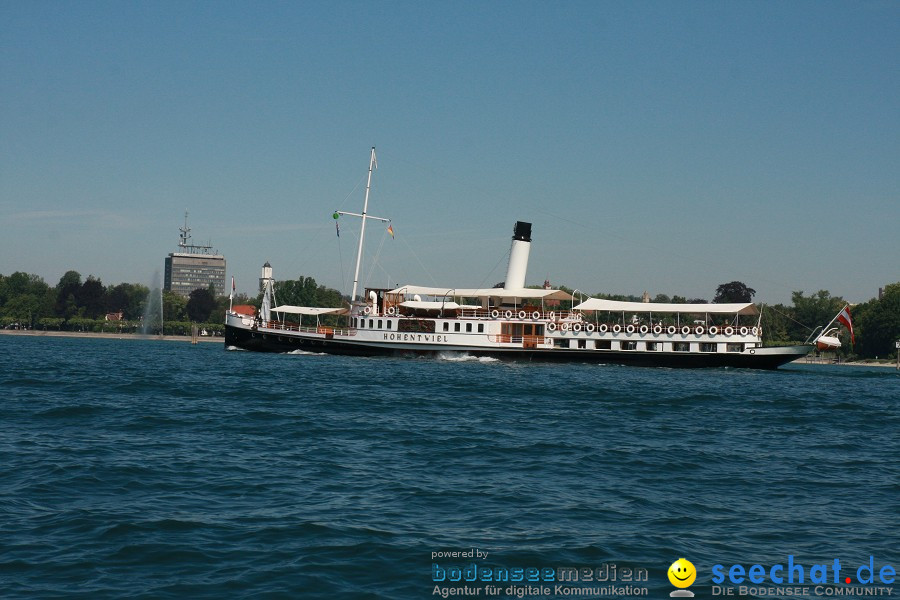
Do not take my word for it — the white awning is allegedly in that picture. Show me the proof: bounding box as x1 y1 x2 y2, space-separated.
573 298 758 315
271 306 348 316
400 300 462 310
386 285 572 302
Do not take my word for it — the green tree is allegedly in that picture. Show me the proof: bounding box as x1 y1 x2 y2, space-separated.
106 282 150 321
790 290 846 342
187 288 216 322
855 283 900 358
162 291 187 323
0 272 54 326
78 275 106 319
3 294 43 328
714 281 756 303
55 271 82 320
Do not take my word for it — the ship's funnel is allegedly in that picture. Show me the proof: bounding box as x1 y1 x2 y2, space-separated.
504 221 532 290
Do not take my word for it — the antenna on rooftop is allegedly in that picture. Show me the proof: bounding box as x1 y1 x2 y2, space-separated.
179 211 192 249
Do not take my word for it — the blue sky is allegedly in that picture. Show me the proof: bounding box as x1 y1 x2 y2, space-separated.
2 1 897 305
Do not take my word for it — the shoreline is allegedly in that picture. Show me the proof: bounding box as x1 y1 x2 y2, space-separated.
0 329 223 344
790 355 896 368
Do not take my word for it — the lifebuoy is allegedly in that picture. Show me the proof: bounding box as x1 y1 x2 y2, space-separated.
586 323 595 333
547 322 557 332
573 323 582 332
363 306 371 315
548 311 555 320
751 327 759 336
695 326 704 335
724 326 735 336
667 326 677 335
639 325 649 334
491 309 500 319
612 324 622 333
626 324 636 334
599 324 608 333
504 310 513 319
387 306 396 315
681 326 691 335
708 326 719 335
561 322 570 331
518 310 527 320
532 311 541 320
653 325 663 335
740 326 749 336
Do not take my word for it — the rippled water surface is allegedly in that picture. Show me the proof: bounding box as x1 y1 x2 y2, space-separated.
2 335 898 599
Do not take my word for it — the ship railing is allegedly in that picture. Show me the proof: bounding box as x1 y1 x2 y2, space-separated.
458 308 582 321
261 320 357 337
488 334 547 345
551 323 763 338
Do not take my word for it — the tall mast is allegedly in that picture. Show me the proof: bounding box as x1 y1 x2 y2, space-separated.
334 147 391 303
351 147 377 303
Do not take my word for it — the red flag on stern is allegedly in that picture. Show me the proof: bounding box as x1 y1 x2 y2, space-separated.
837 305 854 344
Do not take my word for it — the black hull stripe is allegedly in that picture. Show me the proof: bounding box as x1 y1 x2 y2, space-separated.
224 325 804 369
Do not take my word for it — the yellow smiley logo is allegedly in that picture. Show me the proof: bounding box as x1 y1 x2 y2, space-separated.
668 558 697 588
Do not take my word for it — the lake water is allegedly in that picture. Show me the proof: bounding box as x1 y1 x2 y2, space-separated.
1 335 897 599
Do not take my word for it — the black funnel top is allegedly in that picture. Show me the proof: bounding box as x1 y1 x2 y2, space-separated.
513 221 532 242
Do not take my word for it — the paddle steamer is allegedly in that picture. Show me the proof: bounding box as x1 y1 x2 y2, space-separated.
225 149 813 368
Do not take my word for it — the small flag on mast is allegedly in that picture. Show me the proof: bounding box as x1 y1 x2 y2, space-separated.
387 223 394 239
837 305 854 344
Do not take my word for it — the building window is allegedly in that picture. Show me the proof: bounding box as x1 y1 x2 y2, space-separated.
674 342 690 352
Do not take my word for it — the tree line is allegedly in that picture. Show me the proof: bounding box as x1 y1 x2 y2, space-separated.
0 270 347 337
1 271 897 358
0 271 242 336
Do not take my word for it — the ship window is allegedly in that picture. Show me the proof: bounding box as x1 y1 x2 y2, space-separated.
578 340 586 349
359 319 364 329
622 341 637 351
646 342 659 351
398 319 436 333
378 320 383 329
596 340 611 350
674 342 690 352
466 323 472 333
700 342 716 353
387 320 392 330
454 323 461 332
443 322 449 331
477 324 484 333
369 319 374 328
727 343 743 353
